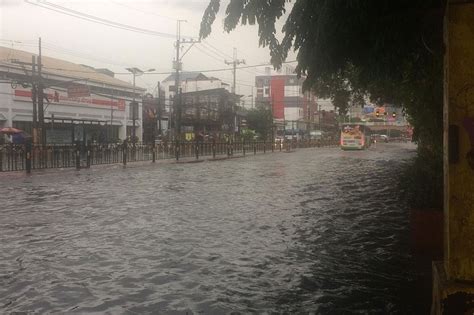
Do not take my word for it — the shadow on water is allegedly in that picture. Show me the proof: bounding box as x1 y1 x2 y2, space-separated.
268 151 418 314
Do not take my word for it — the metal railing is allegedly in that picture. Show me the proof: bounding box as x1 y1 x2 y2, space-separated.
0 139 338 173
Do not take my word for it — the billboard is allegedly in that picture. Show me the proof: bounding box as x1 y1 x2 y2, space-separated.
67 83 90 98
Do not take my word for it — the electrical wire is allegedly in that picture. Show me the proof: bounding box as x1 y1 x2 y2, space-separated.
24 0 183 39
108 0 177 21
35 60 297 75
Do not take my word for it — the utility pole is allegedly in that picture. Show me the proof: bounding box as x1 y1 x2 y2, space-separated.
270 93 275 142
110 91 114 143
225 48 245 94
173 19 199 145
132 73 136 143
31 55 38 144
126 67 155 144
37 37 45 145
157 81 162 136
174 19 184 142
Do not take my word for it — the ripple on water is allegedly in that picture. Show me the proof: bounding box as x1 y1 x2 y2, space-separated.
0 144 417 314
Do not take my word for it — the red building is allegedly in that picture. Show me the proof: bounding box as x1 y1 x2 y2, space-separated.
255 74 319 135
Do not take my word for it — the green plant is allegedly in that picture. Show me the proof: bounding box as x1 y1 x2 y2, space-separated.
399 146 443 210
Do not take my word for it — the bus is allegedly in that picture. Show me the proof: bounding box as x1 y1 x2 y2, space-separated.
340 123 371 150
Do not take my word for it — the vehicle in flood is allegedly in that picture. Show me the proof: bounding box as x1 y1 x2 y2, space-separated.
340 123 371 150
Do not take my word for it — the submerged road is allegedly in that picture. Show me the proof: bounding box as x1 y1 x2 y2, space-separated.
1 143 418 314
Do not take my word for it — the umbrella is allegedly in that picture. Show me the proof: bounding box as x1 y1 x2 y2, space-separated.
0 127 24 135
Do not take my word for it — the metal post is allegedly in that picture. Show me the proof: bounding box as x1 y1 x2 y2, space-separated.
0 145 3 172
254 141 257 155
212 138 216 159
152 144 156 163
86 143 91 168
175 140 180 161
122 139 127 166
263 140 266 153
25 139 32 174
75 141 80 170
243 139 246 156
195 139 199 160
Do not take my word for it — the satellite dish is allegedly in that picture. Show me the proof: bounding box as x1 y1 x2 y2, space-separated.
10 80 18 89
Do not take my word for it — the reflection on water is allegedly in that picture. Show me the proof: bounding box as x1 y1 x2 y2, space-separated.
0 144 417 314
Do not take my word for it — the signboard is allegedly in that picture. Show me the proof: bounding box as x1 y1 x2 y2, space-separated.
67 83 90 98
363 106 374 114
14 88 125 111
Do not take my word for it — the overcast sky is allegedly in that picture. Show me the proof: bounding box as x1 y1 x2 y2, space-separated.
1 0 296 105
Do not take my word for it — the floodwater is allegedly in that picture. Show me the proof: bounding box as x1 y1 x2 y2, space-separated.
0 143 418 314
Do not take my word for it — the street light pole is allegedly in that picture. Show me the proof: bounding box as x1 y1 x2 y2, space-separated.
132 72 136 143
126 67 155 144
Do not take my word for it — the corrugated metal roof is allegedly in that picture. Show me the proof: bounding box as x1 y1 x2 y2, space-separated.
0 46 145 91
163 72 209 82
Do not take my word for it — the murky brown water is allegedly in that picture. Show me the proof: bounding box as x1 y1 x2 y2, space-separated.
0 143 417 314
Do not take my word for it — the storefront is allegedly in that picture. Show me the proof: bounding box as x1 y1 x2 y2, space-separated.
0 46 146 144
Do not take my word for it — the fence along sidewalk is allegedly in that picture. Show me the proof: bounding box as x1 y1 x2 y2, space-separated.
0 139 338 173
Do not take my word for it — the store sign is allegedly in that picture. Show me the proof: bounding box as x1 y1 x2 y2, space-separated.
67 83 90 98
14 88 125 111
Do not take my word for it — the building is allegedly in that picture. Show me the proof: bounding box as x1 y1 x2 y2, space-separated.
180 88 243 140
161 72 230 106
0 46 146 144
255 74 333 137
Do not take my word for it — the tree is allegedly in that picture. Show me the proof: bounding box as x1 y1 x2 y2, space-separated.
200 0 444 149
200 0 445 208
245 107 273 140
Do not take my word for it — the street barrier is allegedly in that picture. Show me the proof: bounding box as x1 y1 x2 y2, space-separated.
0 139 339 173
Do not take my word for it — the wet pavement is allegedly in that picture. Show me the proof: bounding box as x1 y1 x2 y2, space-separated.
0 143 418 314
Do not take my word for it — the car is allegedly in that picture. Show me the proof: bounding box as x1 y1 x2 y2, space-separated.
371 134 389 143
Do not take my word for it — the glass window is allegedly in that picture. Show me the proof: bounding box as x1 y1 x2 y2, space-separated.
264 87 270 97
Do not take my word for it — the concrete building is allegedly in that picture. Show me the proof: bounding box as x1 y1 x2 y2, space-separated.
0 46 145 144
161 72 230 107
255 74 334 136
180 88 243 140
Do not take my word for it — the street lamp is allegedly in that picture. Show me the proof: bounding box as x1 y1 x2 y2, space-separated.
126 67 155 143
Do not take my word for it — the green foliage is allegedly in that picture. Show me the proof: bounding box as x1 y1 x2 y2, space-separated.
200 0 445 208
199 0 443 138
241 128 256 141
399 146 444 210
245 108 273 140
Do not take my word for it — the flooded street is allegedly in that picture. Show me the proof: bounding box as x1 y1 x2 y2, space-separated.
1 143 417 314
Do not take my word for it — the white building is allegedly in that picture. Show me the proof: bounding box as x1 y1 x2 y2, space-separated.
160 72 230 111
0 47 146 143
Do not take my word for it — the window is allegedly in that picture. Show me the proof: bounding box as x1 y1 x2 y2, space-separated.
264 87 270 97
169 85 175 92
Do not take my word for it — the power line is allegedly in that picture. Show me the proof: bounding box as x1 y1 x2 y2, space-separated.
109 0 177 21
0 40 158 72
24 0 186 39
193 45 225 64
201 41 233 60
38 60 297 75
